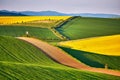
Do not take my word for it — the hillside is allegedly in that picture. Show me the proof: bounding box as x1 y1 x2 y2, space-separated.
1 36 120 79
59 35 120 70
0 26 60 41
56 17 120 40
59 35 120 56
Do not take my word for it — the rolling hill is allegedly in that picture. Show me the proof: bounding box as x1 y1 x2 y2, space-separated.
56 17 120 40
59 35 120 56
59 35 120 70
0 25 60 41
0 15 120 79
0 16 72 41
1 36 120 79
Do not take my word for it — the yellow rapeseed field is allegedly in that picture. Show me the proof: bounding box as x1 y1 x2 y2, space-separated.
59 35 120 56
0 16 71 24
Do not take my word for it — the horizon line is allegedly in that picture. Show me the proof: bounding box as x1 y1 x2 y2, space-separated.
0 9 120 15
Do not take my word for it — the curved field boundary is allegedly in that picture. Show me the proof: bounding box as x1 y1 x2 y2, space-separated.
51 16 78 40
55 16 78 28
18 37 120 77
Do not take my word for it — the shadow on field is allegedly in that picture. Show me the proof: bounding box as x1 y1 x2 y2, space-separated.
59 46 105 68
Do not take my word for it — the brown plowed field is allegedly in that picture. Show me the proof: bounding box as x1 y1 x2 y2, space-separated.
18 37 120 77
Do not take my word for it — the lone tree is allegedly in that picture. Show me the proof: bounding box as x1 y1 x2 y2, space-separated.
26 31 29 37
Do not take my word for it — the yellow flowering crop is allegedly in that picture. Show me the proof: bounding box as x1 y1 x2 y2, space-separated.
0 16 71 24
59 35 120 56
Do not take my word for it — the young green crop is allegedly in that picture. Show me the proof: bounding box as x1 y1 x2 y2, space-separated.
1 63 120 80
59 46 120 70
57 17 120 40
0 36 120 80
0 36 59 66
0 25 60 41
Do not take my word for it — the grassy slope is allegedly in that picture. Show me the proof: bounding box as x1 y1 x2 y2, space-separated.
2 63 120 80
0 25 60 41
0 36 60 65
59 47 120 70
0 36 120 80
57 17 120 40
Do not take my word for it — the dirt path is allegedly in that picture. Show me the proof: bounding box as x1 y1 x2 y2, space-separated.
18 37 120 77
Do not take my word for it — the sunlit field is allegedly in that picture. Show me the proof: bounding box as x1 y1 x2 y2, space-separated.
1 36 120 80
59 35 120 56
0 16 71 40
1 16 120 79
56 17 120 40
0 16 71 25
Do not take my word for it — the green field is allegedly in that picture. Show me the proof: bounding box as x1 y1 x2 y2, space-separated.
59 47 120 70
1 36 120 79
0 25 60 41
56 17 120 40
0 17 120 79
